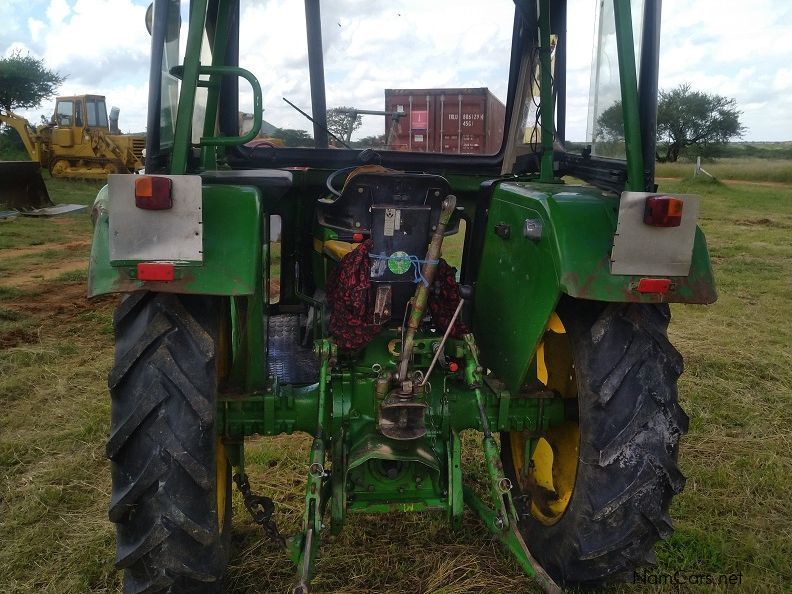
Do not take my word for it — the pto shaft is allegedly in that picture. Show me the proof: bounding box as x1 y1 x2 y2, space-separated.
397 195 457 382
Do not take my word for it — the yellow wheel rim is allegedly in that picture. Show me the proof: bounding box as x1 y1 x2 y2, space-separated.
215 304 231 533
216 437 228 533
510 312 580 526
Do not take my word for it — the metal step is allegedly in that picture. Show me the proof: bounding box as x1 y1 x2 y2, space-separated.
267 314 320 384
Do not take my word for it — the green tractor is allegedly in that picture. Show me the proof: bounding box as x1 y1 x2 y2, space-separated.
88 0 716 592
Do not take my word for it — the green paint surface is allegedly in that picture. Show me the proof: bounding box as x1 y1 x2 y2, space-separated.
88 184 262 297
474 181 716 391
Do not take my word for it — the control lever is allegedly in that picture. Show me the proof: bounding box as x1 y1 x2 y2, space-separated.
457 283 474 329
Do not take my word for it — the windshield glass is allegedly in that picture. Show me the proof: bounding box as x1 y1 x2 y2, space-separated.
56 100 73 127
158 0 182 151
87 98 109 129
237 1 513 154
587 0 644 159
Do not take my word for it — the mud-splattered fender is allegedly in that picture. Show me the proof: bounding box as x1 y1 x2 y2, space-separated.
88 184 263 297
473 181 716 391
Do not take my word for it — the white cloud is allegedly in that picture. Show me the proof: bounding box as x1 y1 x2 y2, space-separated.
46 0 71 24
773 68 792 92
4 0 790 142
27 18 46 43
659 0 792 140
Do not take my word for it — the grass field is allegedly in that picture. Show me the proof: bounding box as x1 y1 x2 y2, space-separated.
1 174 790 593
656 157 792 184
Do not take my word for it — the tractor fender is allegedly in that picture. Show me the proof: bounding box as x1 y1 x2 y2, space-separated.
88 181 264 297
472 181 716 392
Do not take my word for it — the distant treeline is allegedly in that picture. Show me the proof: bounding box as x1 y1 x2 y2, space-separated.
564 140 792 161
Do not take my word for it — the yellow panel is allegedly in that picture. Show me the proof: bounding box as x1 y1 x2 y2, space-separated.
536 342 548 385
510 431 525 484
52 128 73 147
547 312 565 334
531 437 555 492
323 240 356 261
215 438 227 533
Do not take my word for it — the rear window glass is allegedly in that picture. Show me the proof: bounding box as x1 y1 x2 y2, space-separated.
237 1 513 155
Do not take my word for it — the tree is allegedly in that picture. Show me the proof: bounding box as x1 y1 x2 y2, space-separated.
351 133 387 149
655 84 744 162
0 51 65 113
269 127 313 147
595 84 745 162
594 100 624 143
326 106 362 142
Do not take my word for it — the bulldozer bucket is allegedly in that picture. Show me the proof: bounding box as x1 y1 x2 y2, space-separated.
0 161 54 211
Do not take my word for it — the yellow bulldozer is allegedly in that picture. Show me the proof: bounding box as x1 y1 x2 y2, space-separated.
0 94 145 180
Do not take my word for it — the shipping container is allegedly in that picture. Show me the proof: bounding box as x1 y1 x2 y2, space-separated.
384 88 506 155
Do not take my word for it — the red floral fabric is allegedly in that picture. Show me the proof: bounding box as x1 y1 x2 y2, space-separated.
326 240 468 350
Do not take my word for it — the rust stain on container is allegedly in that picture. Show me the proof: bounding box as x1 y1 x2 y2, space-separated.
384 88 506 155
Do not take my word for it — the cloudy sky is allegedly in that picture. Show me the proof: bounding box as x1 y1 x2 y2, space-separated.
2 0 790 142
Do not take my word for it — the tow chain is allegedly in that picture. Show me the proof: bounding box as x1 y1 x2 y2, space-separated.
233 473 286 549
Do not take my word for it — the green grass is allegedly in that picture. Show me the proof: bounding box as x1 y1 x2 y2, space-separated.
0 175 96 251
656 158 792 184
1 173 791 593
43 175 106 206
644 176 792 591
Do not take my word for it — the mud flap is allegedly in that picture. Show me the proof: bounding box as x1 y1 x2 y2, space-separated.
0 161 53 211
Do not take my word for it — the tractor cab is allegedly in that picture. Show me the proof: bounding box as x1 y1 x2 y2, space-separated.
53 95 109 129
88 2 717 592
51 95 109 147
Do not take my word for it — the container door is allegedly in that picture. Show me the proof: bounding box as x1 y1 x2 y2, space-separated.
459 94 487 154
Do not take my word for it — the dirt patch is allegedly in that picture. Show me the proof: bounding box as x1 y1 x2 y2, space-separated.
0 258 87 290
734 217 792 229
0 327 38 348
6 281 113 317
0 281 115 347
0 240 91 261
269 278 281 301
656 176 791 188
721 179 791 188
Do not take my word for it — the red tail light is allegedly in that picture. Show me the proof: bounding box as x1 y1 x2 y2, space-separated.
644 195 683 227
636 278 671 294
135 176 173 210
137 262 175 281
352 232 364 242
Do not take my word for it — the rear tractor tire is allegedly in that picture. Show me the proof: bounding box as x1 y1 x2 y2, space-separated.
501 299 688 587
107 292 232 593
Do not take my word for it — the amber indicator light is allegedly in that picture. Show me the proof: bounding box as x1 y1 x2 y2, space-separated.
644 195 683 227
135 176 173 210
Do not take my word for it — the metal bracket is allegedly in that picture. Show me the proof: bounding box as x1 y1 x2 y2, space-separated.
292 340 334 594
462 332 561 594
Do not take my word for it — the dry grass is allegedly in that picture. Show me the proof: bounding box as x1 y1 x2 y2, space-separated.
656 158 792 184
1 174 791 593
